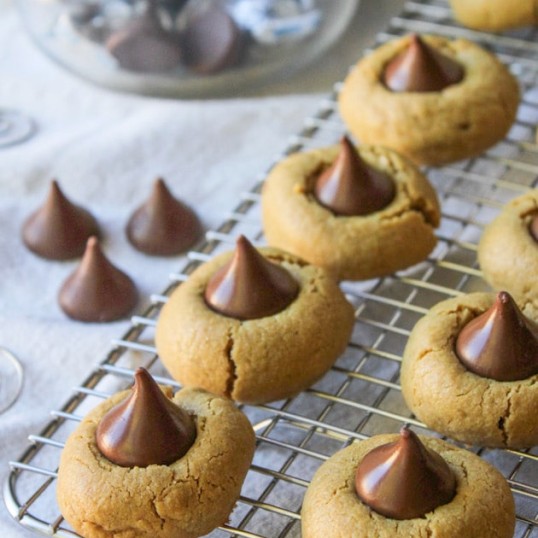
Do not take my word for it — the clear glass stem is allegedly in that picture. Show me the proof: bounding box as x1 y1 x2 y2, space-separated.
0 348 24 413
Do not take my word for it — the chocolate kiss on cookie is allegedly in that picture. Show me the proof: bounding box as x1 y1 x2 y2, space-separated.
355 427 456 520
383 34 464 93
181 6 243 74
22 180 100 260
96 367 196 467
204 235 299 320
126 178 203 256
314 137 395 216
456 291 538 381
59 237 138 322
529 215 538 242
106 6 182 73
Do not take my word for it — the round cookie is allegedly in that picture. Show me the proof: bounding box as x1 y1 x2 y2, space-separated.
155 246 354 404
301 433 515 538
478 189 538 305
450 0 538 31
57 385 255 538
401 292 538 448
261 143 440 281
338 34 520 166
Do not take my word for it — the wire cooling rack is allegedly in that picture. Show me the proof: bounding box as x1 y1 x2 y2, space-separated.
5 1 538 536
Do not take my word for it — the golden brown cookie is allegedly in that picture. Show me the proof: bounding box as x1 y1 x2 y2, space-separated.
261 143 440 281
450 0 538 31
338 34 520 166
301 433 515 538
57 386 255 538
478 189 538 305
155 246 354 404
401 292 538 448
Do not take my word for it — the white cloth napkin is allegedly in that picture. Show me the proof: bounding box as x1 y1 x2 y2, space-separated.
0 0 403 535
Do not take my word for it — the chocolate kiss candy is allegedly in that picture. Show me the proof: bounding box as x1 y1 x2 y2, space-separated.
383 34 464 93
355 427 456 520
22 180 100 260
204 235 299 320
456 291 538 381
58 237 138 322
529 215 538 242
314 137 395 216
182 6 243 74
96 367 196 467
106 7 182 73
126 178 203 256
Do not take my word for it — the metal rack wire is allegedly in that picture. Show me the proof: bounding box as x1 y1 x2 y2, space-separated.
5 0 538 536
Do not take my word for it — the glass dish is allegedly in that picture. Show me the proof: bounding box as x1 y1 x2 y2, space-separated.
17 0 359 98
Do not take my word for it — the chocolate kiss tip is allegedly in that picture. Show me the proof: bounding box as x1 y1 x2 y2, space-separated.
126 178 202 256
22 180 100 260
383 33 464 93
314 136 395 216
204 235 299 320
95 367 196 467
354 427 456 520
456 291 538 381
58 237 138 323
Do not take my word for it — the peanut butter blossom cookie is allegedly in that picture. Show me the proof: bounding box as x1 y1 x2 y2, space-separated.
57 368 255 538
302 428 515 538
450 0 538 31
338 34 519 166
401 291 538 448
155 235 354 404
478 189 538 306
262 137 440 281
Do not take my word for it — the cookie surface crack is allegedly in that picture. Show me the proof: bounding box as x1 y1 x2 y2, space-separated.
502 385 521 446
409 198 438 227
496 387 515 446
149 495 166 530
307 276 321 294
268 252 309 268
224 328 237 399
424 520 433 538
402 183 439 227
